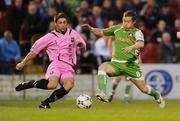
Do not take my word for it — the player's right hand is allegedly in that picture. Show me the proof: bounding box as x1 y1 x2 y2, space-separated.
81 24 93 31
16 62 25 70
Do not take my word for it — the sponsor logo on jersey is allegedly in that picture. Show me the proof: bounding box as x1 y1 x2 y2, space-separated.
127 33 133 41
116 37 131 42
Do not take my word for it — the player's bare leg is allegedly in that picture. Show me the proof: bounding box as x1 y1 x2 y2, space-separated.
96 62 115 102
39 77 74 108
15 76 58 91
130 78 165 108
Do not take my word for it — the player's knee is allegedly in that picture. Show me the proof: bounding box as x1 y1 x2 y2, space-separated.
98 64 104 71
63 80 74 91
98 63 108 71
140 87 148 94
48 82 58 89
47 80 58 89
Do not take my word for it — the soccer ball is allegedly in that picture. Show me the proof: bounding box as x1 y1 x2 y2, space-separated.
76 94 92 109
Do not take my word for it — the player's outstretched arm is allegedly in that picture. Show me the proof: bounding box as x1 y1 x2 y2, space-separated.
16 52 36 70
81 24 104 37
177 32 180 39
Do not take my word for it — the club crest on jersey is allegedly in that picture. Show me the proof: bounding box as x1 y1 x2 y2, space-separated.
71 37 75 43
50 71 54 75
128 32 133 40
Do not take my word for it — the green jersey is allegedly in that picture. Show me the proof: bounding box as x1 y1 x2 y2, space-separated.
103 24 144 63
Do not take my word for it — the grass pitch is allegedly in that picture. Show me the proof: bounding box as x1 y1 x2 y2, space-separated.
0 99 179 121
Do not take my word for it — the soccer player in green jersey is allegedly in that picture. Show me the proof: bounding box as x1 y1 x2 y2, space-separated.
82 10 165 108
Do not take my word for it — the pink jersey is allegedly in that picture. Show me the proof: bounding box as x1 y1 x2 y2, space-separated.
31 29 86 66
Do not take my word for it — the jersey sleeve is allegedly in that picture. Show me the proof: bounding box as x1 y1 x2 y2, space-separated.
135 30 144 42
103 25 116 36
30 33 52 54
73 30 86 48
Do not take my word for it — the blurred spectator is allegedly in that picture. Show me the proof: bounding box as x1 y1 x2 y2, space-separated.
152 20 169 43
177 32 180 39
141 42 159 63
127 0 143 11
87 0 103 6
171 18 180 43
173 31 180 63
139 0 160 29
48 20 55 32
74 7 92 40
0 0 8 37
156 0 168 6
79 0 92 22
51 0 68 15
88 5 108 28
19 1 44 56
0 30 21 74
41 7 57 33
0 0 6 11
70 7 81 28
7 0 26 42
77 33 97 73
112 0 127 22
41 0 50 8
168 0 180 17
174 41 180 63
102 0 113 20
4 0 13 6
71 1 92 30
73 1 92 39
158 32 175 63
127 0 144 21
94 36 110 65
0 11 8 38
34 0 47 19
138 21 152 43
158 4 176 26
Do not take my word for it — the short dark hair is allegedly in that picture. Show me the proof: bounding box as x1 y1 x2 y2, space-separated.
54 12 68 22
123 10 136 22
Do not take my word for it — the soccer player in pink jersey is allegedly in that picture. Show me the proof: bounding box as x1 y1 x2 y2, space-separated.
15 13 86 108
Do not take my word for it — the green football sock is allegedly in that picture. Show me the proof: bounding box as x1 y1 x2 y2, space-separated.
147 85 160 100
125 83 131 97
97 71 107 93
112 79 118 93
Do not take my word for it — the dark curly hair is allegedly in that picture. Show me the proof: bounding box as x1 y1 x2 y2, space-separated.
123 10 137 22
54 12 69 22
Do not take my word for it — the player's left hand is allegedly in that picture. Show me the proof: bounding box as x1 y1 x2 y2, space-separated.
122 46 133 53
16 62 25 70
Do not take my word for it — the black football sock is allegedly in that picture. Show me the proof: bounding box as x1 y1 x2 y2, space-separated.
34 79 49 89
43 86 69 104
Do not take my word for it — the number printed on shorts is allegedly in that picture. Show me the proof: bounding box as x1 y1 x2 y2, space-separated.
136 71 141 77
